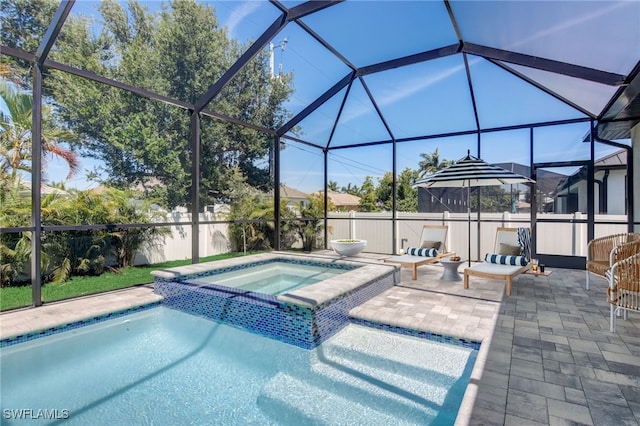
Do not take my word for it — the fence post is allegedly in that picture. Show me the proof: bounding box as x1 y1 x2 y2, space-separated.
574 212 585 256
395 215 400 254
349 210 356 239
502 211 511 227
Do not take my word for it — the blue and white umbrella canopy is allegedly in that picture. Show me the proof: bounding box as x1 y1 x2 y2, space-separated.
413 151 535 265
413 151 535 188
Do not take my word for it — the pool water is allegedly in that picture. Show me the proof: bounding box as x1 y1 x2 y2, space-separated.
189 261 346 295
1 307 476 425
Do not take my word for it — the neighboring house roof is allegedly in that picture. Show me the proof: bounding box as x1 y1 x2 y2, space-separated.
280 184 308 200
16 179 69 196
314 191 361 207
594 149 627 168
555 148 628 194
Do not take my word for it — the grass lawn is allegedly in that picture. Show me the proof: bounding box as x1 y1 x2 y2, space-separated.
0 252 259 311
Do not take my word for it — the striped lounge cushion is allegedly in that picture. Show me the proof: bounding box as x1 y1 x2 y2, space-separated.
485 253 528 266
406 247 438 257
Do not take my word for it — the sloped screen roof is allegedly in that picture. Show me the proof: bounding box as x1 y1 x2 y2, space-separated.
266 0 639 148
4 0 640 146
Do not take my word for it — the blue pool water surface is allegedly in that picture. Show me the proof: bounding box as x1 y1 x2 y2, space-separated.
1 307 477 425
188 261 347 295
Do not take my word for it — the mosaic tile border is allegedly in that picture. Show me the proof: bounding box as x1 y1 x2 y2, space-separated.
156 270 396 349
0 302 162 348
349 317 481 351
178 257 359 282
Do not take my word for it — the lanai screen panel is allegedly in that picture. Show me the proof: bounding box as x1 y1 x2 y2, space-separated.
299 1 458 68
451 0 640 76
504 63 619 117
363 55 478 140
469 59 588 129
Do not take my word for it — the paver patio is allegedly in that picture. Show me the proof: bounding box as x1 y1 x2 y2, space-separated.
1 252 638 425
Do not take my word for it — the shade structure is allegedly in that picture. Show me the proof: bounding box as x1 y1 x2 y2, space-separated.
413 150 535 189
413 151 535 265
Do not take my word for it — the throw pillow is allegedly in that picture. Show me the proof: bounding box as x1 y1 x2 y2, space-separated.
498 243 521 256
420 240 442 251
406 247 438 257
484 253 528 266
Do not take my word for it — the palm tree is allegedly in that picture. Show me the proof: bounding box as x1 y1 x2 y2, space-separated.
418 148 452 177
0 81 79 188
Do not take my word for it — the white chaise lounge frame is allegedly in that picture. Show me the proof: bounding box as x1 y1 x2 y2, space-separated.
384 225 453 280
463 227 531 296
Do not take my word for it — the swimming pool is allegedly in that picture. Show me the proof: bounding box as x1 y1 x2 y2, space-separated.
0 306 477 425
152 253 399 348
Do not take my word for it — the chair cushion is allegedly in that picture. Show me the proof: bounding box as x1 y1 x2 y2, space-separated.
406 247 438 257
586 260 610 276
420 240 441 250
485 253 528 266
466 262 525 275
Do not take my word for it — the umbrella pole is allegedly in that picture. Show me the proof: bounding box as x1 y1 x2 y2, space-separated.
467 185 471 267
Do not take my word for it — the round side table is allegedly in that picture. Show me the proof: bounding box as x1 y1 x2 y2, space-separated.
439 258 466 281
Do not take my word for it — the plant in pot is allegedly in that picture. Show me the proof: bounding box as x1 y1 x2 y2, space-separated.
330 238 367 256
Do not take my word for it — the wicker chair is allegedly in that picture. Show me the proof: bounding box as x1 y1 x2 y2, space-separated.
607 252 640 332
586 233 640 290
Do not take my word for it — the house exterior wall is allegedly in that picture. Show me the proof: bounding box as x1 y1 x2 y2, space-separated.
604 171 627 215
633 124 640 233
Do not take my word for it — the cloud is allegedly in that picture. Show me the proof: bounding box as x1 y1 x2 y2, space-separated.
225 1 262 39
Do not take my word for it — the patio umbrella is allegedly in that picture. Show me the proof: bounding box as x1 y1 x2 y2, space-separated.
413 150 535 265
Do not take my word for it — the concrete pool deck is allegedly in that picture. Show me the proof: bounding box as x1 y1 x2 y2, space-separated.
1 251 638 425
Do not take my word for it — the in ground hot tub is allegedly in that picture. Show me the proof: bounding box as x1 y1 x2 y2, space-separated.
152 253 399 349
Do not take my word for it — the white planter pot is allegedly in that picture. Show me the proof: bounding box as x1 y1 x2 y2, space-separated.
330 239 367 256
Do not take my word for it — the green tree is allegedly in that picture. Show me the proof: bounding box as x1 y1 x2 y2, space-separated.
0 81 79 193
471 186 512 212
376 172 393 211
358 176 377 212
227 168 278 252
101 188 170 268
30 0 293 209
0 187 33 286
397 167 419 212
0 0 58 87
418 148 452 178
341 183 361 196
293 193 327 252
327 181 339 192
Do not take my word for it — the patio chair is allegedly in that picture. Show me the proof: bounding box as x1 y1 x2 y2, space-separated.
463 227 531 296
607 252 640 332
586 232 640 290
384 225 453 280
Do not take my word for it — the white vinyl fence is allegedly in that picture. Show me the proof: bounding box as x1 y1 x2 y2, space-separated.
134 211 628 265
328 211 628 261
134 212 231 265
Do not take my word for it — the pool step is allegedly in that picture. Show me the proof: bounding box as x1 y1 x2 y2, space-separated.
317 324 471 386
257 325 473 424
257 372 436 426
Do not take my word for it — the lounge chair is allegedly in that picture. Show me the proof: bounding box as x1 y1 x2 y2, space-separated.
463 227 531 296
607 252 640 332
586 232 640 290
384 225 453 280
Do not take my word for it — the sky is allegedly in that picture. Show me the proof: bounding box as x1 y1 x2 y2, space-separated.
30 1 638 193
